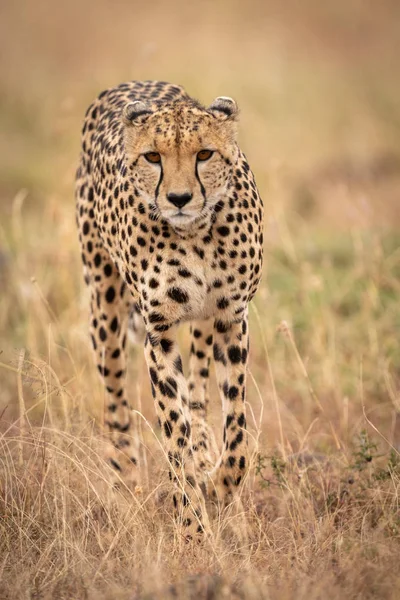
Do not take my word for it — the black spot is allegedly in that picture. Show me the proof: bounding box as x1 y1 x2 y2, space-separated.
165 376 178 398
160 338 173 353
178 268 191 278
98 365 110 377
104 264 113 277
167 287 189 303
193 246 205 259
180 421 191 438
228 386 239 400
213 344 226 364
238 413 246 427
105 286 116 303
149 278 159 288
229 430 243 451
217 297 229 310
99 327 107 342
94 253 102 267
167 258 180 266
226 414 234 428
149 312 165 323
164 421 173 438
174 356 183 373
110 316 119 332
215 320 230 334
217 226 230 237
228 345 241 364
169 410 179 422
149 367 158 385
109 458 122 472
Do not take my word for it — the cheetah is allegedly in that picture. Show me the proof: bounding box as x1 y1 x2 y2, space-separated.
76 80 264 538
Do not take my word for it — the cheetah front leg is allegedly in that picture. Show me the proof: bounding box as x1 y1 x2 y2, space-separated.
208 310 249 506
188 320 219 487
144 325 210 539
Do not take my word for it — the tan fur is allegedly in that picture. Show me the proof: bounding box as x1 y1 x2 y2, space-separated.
76 80 264 538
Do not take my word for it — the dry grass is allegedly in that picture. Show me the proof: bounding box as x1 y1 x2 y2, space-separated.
1 0 400 597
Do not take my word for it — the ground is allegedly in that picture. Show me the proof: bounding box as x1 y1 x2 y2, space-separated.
1 0 400 598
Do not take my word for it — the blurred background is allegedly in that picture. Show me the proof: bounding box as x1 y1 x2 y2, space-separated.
1 0 400 452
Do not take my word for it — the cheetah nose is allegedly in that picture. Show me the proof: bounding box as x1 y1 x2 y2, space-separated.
167 192 192 209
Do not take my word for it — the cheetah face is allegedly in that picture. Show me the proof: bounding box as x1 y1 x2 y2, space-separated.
122 97 239 229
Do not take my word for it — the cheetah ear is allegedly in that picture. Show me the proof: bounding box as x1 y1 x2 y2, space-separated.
122 101 153 126
208 96 239 121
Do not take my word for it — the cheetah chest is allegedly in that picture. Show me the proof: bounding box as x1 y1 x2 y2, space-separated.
135 242 252 325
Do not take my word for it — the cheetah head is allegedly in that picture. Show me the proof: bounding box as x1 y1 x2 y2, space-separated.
122 97 239 230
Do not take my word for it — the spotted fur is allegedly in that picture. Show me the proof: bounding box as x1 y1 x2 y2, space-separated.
76 80 264 538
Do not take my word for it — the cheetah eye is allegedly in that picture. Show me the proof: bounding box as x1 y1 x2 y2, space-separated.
197 149 214 162
144 152 161 164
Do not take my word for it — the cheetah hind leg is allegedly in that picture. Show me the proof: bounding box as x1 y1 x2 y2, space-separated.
86 263 141 491
101 302 145 490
